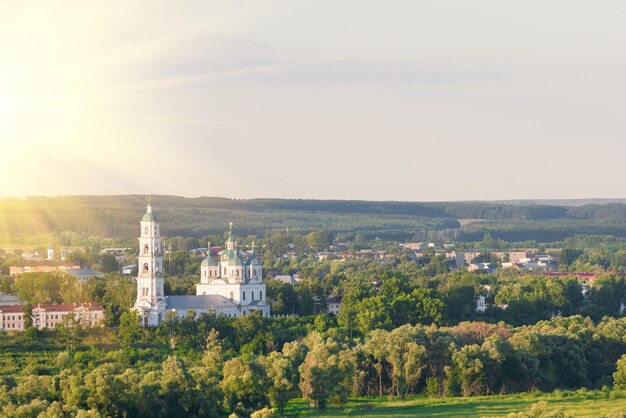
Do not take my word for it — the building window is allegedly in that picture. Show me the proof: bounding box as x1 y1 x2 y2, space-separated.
242 291 246 301
144 244 149 254
236 269 240 277
260 290 263 300
224 268 227 275
251 291 255 300
144 263 149 273
144 226 149 235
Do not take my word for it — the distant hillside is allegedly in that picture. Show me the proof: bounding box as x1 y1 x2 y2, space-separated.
490 198 626 206
0 195 457 240
2 195 626 242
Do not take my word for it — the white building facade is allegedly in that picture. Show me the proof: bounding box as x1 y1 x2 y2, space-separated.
195 226 269 317
132 201 167 326
133 203 269 327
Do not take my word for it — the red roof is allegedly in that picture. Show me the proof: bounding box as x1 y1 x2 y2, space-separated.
0 305 23 313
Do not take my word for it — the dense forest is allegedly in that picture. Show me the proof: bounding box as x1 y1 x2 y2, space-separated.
4 196 626 243
0 313 625 417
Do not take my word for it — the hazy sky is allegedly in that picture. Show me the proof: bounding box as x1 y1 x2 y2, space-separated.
1 1 625 201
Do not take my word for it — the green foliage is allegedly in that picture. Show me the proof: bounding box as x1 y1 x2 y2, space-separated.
221 357 270 413
613 354 626 389
298 333 355 411
56 314 82 353
12 272 81 305
506 401 566 418
119 311 142 351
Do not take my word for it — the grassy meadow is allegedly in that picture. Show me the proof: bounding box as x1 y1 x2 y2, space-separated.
285 390 626 417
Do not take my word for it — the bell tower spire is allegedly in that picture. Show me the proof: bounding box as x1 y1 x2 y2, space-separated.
133 201 166 326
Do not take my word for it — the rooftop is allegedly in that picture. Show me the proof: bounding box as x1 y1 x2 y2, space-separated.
165 295 237 310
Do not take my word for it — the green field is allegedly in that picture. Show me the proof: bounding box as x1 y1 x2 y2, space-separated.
285 391 626 417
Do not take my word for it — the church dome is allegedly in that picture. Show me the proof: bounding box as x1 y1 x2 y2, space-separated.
220 249 244 266
228 253 245 266
201 256 218 267
142 203 156 222
245 256 261 266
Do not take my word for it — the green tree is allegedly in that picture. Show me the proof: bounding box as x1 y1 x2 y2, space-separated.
385 325 427 397
299 333 355 411
22 303 33 329
364 329 389 397
97 253 120 273
56 314 82 353
221 358 270 413
261 351 298 414
613 354 626 389
305 230 334 251
559 248 584 269
160 356 196 416
452 344 492 397
118 311 142 351
84 364 131 417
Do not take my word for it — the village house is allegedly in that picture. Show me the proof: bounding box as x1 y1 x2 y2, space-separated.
0 303 105 331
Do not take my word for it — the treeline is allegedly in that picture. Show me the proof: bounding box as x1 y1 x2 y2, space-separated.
0 195 457 239
459 220 626 242
5 195 626 242
1 315 625 417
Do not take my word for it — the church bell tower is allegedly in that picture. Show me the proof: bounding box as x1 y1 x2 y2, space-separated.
133 197 166 326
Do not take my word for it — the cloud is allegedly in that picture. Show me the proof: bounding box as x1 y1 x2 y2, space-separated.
139 58 508 88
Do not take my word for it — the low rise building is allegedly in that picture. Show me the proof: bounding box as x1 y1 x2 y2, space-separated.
64 268 105 283
0 303 105 331
402 243 424 251
326 296 342 315
273 275 299 285
476 295 487 313
0 294 20 306
9 263 81 276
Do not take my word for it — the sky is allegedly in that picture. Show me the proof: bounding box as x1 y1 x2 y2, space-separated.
1 0 625 201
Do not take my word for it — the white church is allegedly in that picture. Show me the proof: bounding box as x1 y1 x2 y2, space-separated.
132 201 269 327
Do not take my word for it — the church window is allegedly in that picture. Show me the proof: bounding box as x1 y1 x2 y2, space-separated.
144 227 149 235
155 244 158 253
236 269 240 277
243 291 246 301
252 291 255 300
144 244 149 254
224 267 227 275
260 290 263 300
204 270 207 278
143 263 149 273
156 263 160 273
230 291 234 300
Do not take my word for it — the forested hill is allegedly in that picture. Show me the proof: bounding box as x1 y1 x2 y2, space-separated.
2 195 626 241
